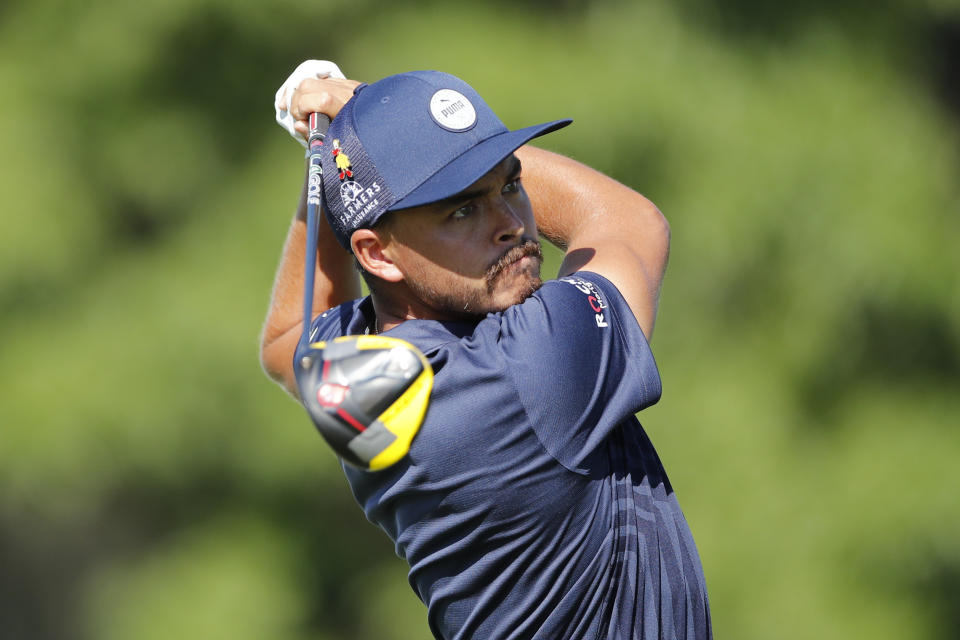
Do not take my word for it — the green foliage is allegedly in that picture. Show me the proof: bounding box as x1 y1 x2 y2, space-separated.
83 516 311 640
1 1 958 638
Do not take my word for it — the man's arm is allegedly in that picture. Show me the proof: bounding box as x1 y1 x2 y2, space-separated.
515 146 670 339
260 77 362 398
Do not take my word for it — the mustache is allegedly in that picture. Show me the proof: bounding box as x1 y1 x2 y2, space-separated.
485 239 542 285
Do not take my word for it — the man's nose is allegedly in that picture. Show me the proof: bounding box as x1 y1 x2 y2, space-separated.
493 202 525 244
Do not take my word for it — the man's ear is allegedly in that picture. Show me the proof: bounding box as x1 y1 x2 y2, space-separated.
352 229 403 283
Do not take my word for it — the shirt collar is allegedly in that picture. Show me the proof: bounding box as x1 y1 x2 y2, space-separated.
351 296 481 355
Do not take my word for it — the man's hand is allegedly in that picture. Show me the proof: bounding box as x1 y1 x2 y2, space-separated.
273 60 362 146
286 77 362 139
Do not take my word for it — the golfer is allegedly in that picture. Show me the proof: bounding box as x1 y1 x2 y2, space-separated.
261 64 711 640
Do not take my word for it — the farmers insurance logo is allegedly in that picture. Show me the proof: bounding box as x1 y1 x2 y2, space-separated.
332 139 382 224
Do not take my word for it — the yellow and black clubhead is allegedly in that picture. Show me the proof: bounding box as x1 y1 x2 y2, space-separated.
296 335 433 471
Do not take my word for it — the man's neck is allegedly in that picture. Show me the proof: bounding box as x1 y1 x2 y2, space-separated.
369 291 479 334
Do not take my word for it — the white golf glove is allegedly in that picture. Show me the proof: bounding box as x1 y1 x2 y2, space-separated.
274 60 346 148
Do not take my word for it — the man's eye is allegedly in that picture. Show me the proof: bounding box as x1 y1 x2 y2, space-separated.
450 205 472 220
503 178 522 194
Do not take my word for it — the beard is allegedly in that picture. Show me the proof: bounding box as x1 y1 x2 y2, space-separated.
406 239 544 320
484 239 543 294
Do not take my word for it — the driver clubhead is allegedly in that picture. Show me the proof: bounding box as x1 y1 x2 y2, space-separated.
295 335 432 470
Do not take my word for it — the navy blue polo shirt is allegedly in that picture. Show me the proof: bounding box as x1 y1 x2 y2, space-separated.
305 271 711 640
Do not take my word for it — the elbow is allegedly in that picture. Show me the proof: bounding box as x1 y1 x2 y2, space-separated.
259 336 284 386
657 207 671 255
259 328 290 384
640 197 670 254
259 327 302 400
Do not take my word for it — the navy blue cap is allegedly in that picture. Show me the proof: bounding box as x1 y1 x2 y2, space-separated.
319 71 572 249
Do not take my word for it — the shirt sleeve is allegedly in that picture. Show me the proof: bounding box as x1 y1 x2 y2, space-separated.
496 271 662 474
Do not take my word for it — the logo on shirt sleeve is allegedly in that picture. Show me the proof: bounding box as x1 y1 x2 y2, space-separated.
559 277 609 328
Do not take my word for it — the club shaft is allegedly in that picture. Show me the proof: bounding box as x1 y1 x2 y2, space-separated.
301 112 332 349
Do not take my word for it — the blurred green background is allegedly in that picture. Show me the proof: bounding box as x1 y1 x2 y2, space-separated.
2 0 959 638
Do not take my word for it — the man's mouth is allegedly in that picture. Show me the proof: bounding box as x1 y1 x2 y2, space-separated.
485 240 542 290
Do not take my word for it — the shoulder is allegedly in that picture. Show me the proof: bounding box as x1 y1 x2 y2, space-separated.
496 271 637 344
550 272 619 328
460 271 660 402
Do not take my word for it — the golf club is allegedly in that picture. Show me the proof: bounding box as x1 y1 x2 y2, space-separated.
294 111 433 471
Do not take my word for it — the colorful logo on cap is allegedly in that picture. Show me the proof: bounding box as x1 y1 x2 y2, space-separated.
332 139 354 181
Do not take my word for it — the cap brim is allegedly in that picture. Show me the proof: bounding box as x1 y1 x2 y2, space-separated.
387 118 572 212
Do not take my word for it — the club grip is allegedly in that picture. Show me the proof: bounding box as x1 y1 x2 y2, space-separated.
306 112 330 207
308 112 331 143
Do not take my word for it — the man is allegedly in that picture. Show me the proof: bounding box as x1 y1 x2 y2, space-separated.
261 65 711 639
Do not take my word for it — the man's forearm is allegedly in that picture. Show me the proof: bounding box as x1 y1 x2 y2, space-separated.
516 145 663 250
516 145 670 337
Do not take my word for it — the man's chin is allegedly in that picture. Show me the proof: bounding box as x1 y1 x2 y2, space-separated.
518 275 544 302
419 259 543 319
495 273 543 310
